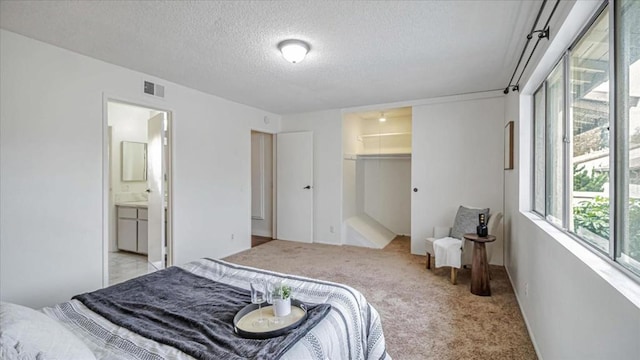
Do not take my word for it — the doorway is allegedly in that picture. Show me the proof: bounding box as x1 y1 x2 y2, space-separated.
106 100 172 285
342 107 412 249
251 131 274 247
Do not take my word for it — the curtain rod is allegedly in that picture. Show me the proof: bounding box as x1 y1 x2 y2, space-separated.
504 0 548 92
513 0 561 89
504 0 559 94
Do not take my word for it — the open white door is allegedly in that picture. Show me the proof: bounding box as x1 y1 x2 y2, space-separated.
147 113 166 269
277 131 313 243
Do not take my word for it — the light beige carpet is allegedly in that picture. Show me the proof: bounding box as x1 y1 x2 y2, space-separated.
224 236 537 360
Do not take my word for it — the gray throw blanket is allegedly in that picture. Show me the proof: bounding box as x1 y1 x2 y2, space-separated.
73 267 331 360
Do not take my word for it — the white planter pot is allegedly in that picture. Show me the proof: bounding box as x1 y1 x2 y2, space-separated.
273 298 291 317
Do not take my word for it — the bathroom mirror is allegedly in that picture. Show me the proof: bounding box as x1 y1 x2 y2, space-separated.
121 141 147 182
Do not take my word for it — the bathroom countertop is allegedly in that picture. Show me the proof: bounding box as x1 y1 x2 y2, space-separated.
115 201 148 208
116 201 167 208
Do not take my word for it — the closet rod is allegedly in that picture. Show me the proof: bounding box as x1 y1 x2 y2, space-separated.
354 154 412 160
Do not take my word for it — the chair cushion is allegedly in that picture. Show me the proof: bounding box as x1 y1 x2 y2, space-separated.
450 205 489 240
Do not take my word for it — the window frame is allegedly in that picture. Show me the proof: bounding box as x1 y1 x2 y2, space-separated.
544 59 566 228
566 5 612 256
532 83 546 217
530 0 640 281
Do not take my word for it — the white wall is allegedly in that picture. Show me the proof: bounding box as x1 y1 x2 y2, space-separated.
342 115 364 156
362 159 411 234
0 30 280 308
280 110 342 245
251 132 273 237
410 96 505 264
504 0 640 358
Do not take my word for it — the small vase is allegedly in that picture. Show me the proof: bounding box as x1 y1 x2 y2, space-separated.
477 213 488 237
273 297 291 317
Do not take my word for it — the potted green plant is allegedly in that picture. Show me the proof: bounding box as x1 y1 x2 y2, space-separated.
272 283 291 317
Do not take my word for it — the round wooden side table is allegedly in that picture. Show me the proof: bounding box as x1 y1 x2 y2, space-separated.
463 233 496 296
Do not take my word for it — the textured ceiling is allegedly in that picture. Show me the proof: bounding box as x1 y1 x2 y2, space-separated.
0 0 541 114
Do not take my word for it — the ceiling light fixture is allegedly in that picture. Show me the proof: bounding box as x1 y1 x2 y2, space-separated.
379 112 386 122
278 39 310 64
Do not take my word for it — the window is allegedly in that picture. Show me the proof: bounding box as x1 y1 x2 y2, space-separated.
532 1 640 277
569 8 610 254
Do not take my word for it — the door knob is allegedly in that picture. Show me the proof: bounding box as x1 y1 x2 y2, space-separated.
146 189 151 193
413 188 418 192
303 185 311 189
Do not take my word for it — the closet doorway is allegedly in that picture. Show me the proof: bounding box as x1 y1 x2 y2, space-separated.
105 100 172 285
342 107 412 249
250 131 275 247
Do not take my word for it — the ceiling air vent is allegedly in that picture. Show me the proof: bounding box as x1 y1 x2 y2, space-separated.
143 80 165 98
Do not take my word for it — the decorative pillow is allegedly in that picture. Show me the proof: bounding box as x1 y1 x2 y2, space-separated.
0 302 96 360
450 205 490 240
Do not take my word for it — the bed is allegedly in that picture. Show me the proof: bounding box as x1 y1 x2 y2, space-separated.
1 258 390 360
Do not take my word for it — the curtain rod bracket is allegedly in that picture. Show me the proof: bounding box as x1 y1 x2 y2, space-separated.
503 85 519 95
527 28 550 40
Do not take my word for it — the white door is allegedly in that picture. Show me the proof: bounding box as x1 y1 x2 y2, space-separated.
411 109 428 255
147 113 166 269
277 131 313 243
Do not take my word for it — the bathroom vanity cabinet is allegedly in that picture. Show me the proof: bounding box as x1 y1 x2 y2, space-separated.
117 205 148 254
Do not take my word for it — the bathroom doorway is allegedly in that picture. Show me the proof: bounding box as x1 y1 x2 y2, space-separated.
105 100 172 285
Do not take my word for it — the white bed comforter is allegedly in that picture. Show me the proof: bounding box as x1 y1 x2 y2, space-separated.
43 258 390 360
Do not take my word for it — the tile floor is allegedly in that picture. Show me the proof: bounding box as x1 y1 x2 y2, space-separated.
108 251 158 285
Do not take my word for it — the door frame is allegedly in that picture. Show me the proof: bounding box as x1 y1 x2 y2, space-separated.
102 93 174 288
250 129 278 240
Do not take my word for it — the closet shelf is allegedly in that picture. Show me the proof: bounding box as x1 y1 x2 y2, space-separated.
357 132 411 141
348 153 412 160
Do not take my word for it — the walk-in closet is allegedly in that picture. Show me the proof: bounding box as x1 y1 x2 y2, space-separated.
342 107 412 248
